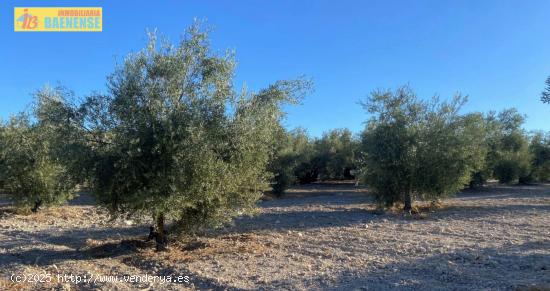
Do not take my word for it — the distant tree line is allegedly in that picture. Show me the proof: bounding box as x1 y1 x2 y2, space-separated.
0 23 549 248
269 127 360 195
270 86 550 200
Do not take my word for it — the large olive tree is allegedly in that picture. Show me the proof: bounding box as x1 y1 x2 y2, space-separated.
45 24 311 249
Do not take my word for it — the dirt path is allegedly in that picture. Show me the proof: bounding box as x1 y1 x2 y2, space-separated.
1 183 549 290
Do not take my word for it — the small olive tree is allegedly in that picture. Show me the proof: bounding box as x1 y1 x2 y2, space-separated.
359 86 484 212
47 24 311 249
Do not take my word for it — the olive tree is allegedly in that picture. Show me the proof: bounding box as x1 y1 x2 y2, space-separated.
359 86 484 212
494 131 531 184
467 109 535 186
483 109 532 184
0 111 77 211
47 24 311 249
468 112 501 188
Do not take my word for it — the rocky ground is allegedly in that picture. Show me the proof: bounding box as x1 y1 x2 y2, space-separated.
0 182 549 290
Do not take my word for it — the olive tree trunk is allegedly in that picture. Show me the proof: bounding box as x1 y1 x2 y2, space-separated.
155 213 167 251
403 192 412 214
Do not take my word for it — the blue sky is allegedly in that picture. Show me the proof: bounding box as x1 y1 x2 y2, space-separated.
1 0 549 136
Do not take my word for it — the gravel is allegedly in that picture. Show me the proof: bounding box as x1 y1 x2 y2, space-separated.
0 183 548 290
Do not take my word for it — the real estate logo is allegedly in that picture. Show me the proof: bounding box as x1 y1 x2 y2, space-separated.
14 7 102 32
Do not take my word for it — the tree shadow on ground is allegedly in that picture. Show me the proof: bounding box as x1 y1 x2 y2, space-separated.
120 251 247 291
431 204 550 221
0 226 150 275
261 192 372 208
327 240 550 290
0 226 147 250
0 239 148 268
225 199 549 236
224 207 381 234
0 229 241 290
67 192 97 206
456 183 550 201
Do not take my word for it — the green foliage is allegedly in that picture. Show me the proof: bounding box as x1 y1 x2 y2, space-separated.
416 110 487 200
468 171 487 188
45 23 312 234
314 128 360 180
468 109 535 186
541 75 550 104
494 159 528 184
269 128 315 195
460 113 490 188
0 111 76 209
469 111 503 186
269 127 360 195
529 131 550 182
494 133 531 184
359 86 483 209
482 109 532 184
33 86 92 185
